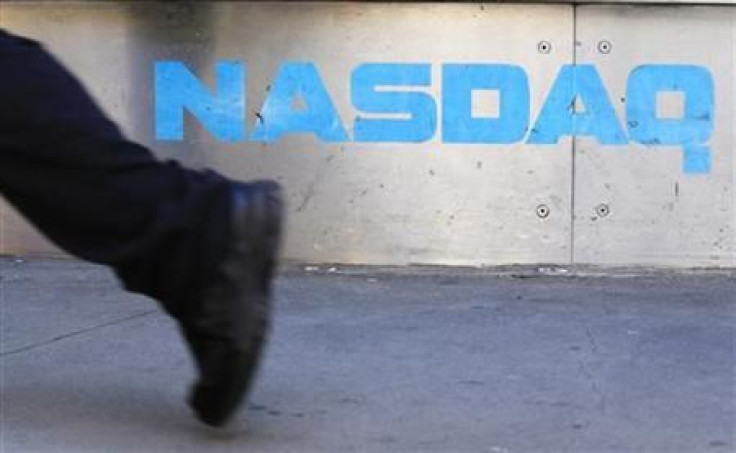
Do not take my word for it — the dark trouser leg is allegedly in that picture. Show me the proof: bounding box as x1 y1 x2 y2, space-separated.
0 30 233 318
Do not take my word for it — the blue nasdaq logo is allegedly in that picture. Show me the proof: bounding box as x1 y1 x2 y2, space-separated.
155 61 715 174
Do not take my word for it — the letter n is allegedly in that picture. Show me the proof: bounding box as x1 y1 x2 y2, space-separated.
155 61 245 142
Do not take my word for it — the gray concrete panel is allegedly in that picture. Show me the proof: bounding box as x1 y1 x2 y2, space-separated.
2 2 574 266
573 6 735 266
200 2 576 266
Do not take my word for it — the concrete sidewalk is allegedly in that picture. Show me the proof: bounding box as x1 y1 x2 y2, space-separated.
1 259 734 452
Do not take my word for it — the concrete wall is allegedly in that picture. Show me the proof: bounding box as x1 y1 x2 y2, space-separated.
1 2 734 268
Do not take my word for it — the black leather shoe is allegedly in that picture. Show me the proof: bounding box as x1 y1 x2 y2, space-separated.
183 180 283 427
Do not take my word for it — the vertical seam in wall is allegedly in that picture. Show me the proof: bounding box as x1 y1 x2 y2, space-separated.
570 4 578 265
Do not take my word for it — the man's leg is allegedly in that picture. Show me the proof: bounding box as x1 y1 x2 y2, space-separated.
0 29 283 426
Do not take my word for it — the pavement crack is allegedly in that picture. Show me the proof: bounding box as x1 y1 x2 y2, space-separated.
578 326 607 418
1 310 157 357
585 326 599 355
